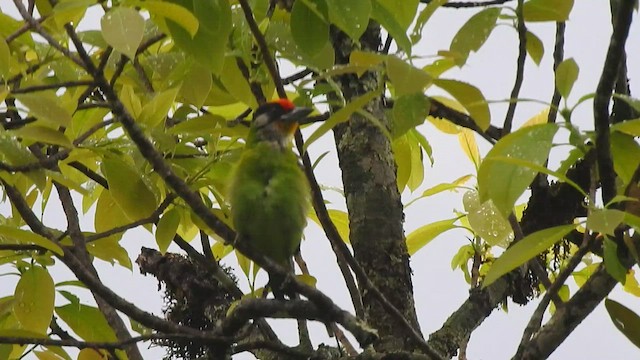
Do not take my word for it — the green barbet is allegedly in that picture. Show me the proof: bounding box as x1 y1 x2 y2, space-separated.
228 99 312 298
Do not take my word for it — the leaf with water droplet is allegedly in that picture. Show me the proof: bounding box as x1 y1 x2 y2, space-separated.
13 266 55 334
101 7 144 59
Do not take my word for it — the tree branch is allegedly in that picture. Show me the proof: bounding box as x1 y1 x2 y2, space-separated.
594 0 635 205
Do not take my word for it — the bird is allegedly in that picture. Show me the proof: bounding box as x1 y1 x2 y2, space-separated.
228 99 312 298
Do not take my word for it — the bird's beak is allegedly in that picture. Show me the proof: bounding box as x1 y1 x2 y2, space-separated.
281 107 313 124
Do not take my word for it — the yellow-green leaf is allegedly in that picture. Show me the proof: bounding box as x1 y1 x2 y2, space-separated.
521 107 549 128
611 132 640 185
137 0 199 37
525 31 544 65
410 0 446 43
139 87 180 126
0 225 63 256
587 209 625 236
87 237 132 270
77 348 106 360
56 303 117 341
0 35 10 77
13 266 55 334
555 58 579 98
463 190 513 247
458 129 480 170
433 78 490 130
478 123 558 217
15 93 72 127
523 0 574 22
101 7 144 59
449 8 500 66
483 224 576 287
611 119 640 136
156 208 180 254
386 56 431 96
407 218 458 255
101 156 158 221
12 126 73 148
605 298 640 349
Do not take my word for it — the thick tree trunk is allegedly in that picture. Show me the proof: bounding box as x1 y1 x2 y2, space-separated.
330 24 422 352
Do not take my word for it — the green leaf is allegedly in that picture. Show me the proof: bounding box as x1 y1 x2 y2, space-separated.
487 156 587 198
523 0 574 22
386 56 431 95
156 208 180 254
56 303 117 341
611 118 640 137
13 266 55 334
304 89 379 151
87 237 132 270
15 93 72 127
100 7 144 59
463 190 512 247
0 35 10 77
377 0 419 29
419 174 472 197
407 218 458 255
612 94 640 114
606 298 640 349
449 8 500 66
179 64 212 108
101 156 158 221
611 132 640 185
393 134 411 191
136 0 199 37
12 126 73 148
555 58 579 98
370 0 411 53
603 237 627 284
433 78 490 130
94 190 129 234
410 128 433 165
326 0 371 41
0 225 63 256
392 93 430 137
525 31 544 65
219 57 257 108
309 209 350 243
166 0 232 74
138 87 180 126
410 0 446 44
483 224 576 287
478 123 558 217
292 0 329 56
587 209 625 236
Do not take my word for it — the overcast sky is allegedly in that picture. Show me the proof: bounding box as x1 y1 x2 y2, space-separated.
1 1 640 359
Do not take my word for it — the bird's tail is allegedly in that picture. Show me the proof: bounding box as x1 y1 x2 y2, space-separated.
268 258 294 299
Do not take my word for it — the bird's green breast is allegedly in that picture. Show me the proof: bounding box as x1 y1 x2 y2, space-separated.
229 142 310 265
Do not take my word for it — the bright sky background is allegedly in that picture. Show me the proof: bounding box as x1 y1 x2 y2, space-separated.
1 1 640 359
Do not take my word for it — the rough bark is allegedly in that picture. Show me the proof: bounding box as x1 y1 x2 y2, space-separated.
330 24 422 352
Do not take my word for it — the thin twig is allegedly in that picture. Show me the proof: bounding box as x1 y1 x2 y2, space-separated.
10 80 94 94
502 0 527 135
547 22 566 124
420 0 513 7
